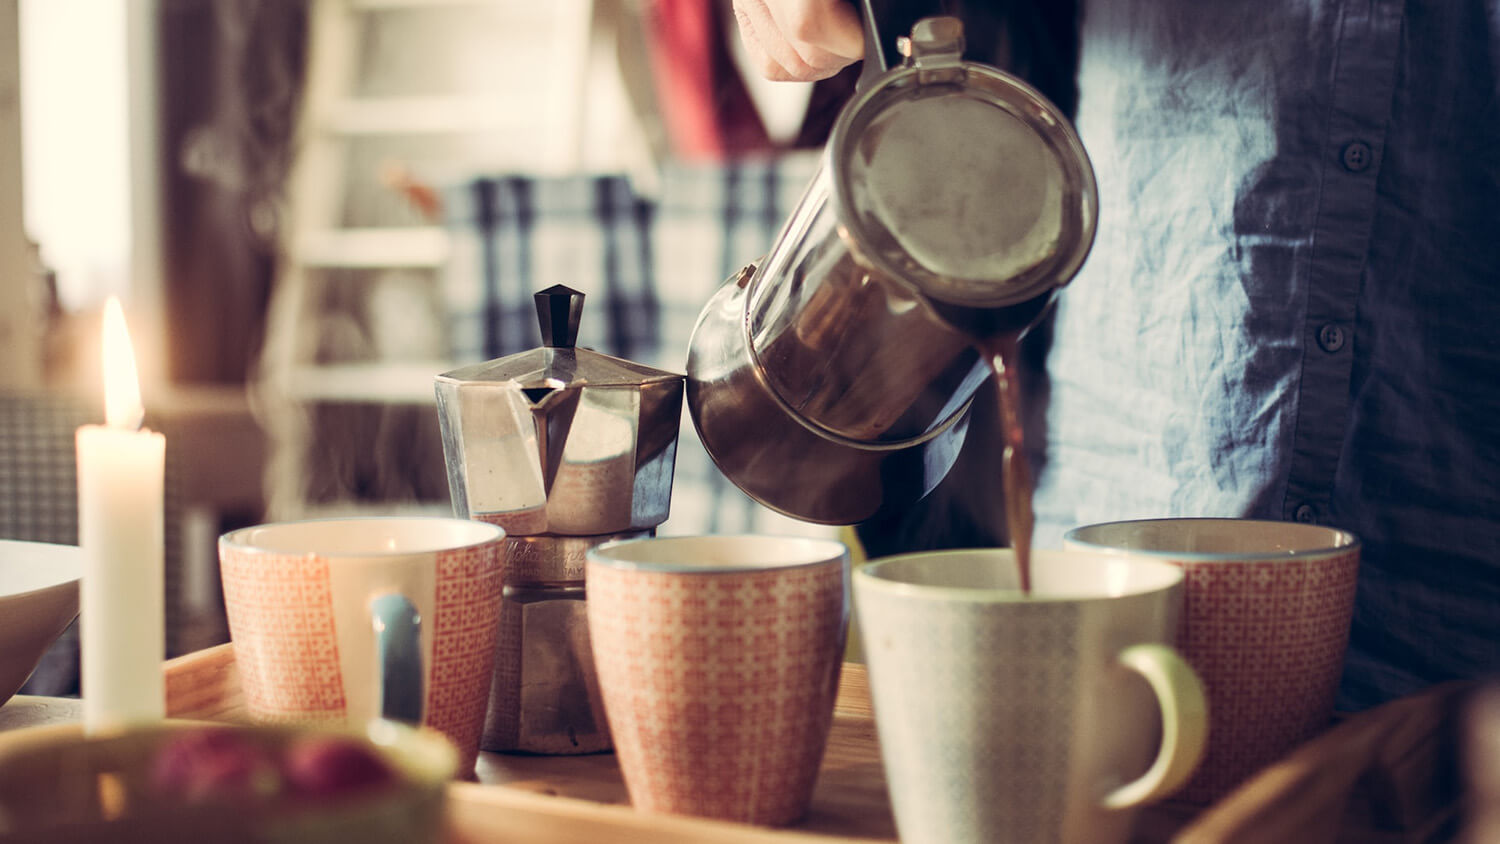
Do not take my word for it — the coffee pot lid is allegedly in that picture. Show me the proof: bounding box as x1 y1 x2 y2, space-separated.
829 17 1098 310
436 285 680 390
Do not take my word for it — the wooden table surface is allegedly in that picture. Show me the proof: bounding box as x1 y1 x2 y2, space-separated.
0 646 1472 843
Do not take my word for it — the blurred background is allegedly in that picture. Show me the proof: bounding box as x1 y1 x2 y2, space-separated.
0 0 859 691
1 0 1071 691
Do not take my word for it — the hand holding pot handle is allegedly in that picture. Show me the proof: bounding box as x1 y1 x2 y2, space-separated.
730 0 866 82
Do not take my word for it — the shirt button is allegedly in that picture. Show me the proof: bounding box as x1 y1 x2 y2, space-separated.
1293 504 1317 523
1317 323 1346 353
1341 141 1373 172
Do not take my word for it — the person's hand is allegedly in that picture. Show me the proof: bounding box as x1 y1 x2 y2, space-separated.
731 0 865 81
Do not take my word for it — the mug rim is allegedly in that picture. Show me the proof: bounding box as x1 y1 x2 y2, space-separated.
220 516 504 557
854 547 1184 604
587 534 848 575
1063 517 1360 562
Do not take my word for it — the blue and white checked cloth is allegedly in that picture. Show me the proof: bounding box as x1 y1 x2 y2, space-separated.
442 154 834 539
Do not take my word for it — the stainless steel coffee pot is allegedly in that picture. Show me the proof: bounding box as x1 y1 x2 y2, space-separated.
686 16 1097 525
435 285 684 754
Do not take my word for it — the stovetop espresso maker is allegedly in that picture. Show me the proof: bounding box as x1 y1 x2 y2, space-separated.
436 285 684 754
686 15 1098 525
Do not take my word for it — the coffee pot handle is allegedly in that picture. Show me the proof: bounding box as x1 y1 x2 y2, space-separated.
855 0 888 91
371 592 424 725
1100 643 1209 808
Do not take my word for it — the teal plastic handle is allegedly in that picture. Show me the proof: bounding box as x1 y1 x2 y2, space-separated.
370 592 423 725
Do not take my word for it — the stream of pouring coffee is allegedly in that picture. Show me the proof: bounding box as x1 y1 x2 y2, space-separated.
979 335 1034 594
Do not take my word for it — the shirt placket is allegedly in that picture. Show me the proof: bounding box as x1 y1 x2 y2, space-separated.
1282 0 1405 525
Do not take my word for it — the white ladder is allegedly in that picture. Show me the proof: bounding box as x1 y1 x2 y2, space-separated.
256 0 627 519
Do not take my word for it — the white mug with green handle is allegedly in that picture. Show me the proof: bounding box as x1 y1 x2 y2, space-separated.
854 548 1207 844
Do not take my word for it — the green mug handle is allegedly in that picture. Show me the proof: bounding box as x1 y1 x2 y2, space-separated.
1100 643 1209 809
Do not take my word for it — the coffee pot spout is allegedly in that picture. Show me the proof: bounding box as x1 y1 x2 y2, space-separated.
528 385 580 498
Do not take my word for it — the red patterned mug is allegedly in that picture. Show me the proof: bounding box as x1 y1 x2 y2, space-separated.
585 535 849 826
219 517 505 774
1065 517 1360 803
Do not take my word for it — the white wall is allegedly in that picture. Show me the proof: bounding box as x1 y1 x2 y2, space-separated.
19 0 132 312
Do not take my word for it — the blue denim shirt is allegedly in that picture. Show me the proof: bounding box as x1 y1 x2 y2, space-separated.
1024 1 1500 709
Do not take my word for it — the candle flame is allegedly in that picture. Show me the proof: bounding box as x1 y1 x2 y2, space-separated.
101 297 144 430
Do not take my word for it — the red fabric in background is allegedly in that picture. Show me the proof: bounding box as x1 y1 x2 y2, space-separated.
645 0 775 160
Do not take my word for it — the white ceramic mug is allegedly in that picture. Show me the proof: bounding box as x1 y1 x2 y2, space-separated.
854 548 1207 844
1065 517 1360 803
219 517 505 773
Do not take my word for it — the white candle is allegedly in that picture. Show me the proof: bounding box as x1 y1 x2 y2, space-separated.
77 297 165 732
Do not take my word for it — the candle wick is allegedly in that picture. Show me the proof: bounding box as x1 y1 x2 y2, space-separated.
110 407 145 432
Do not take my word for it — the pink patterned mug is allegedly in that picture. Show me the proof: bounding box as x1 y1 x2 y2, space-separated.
585 535 849 826
1065 517 1361 803
219 517 505 774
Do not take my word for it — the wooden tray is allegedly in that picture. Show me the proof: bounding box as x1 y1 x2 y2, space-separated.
162 645 1466 844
